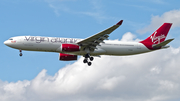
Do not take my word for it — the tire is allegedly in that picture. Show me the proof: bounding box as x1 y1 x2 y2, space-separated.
90 57 94 61
19 53 23 56
88 62 92 66
83 59 88 63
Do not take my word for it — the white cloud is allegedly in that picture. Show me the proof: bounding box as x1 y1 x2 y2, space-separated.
97 76 126 91
138 9 180 34
0 80 30 101
120 32 136 41
150 66 161 74
1 33 180 101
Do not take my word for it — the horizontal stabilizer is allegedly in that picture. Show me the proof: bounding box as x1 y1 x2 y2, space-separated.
152 38 174 49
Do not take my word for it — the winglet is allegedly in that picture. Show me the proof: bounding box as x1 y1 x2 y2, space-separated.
116 20 123 25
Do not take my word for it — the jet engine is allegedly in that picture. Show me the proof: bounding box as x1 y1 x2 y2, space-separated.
59 53 77 61
61 44 80 52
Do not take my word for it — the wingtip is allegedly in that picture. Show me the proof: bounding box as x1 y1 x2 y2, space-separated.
170 38 175 41
116 20 123 25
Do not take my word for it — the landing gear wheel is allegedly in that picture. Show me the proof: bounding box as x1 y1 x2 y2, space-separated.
83 54 93 66
85 54 90 58
19 53 23 56
87 62 92 66
83 59 88 63
19 50 23 57
90 57 94 61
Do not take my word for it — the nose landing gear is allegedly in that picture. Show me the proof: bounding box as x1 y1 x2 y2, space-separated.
83 54 94 66
19 50 23 56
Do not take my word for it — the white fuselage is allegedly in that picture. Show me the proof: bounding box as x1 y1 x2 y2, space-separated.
4 36 152 56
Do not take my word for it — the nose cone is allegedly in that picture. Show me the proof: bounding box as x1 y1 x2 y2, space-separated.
4 40 10 46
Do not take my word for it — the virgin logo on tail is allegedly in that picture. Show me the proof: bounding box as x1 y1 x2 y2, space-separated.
150 31 166 44
140 23 172 50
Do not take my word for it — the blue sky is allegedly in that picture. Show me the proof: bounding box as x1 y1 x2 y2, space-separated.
1 0 180 101
1 0 179 82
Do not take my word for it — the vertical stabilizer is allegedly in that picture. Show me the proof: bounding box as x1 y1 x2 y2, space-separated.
140 23 172 50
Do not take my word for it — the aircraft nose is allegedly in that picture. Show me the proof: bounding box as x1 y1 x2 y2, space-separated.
4 40 10 46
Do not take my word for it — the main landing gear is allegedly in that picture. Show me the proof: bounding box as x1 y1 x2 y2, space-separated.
83 54 94 66
19 50 23 56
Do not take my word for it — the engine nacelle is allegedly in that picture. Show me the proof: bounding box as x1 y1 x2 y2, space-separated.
61 44 80 52
59 53 77 61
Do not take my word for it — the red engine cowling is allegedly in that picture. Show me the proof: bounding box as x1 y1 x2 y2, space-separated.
62 44 80 52
59 53 77 61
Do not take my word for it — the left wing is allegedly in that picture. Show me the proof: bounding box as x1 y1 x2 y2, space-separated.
77 20 123 51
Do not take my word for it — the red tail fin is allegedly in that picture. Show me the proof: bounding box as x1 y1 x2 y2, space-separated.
140 23 172 50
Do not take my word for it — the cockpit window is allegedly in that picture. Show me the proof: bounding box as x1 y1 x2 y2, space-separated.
8 38 13 40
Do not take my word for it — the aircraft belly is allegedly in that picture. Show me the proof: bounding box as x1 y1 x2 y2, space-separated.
101 43 150 56
105 47 136 55
21 42 60 52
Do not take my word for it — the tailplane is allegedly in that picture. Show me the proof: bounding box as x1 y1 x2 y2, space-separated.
152 38 174 49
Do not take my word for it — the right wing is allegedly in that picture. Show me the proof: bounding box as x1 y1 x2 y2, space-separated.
77 20 123 51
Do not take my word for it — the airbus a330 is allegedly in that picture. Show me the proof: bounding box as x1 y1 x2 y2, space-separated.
4 20 174 66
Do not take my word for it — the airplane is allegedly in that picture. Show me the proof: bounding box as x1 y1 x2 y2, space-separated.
4 20 174 66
